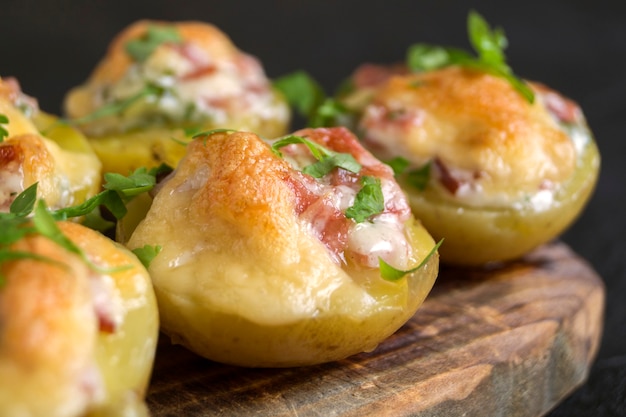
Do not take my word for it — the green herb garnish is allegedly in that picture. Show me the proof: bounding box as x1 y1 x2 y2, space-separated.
405 162 431 191
406 10 534 103
379 239 443 281
387 158 431 191
125 25 183 62
273 71 349 128
385 156 411 177
131 244 162 269
103 167 159 198
191 128 238 146
271 135 361 177
345 176 385 223
63 84 167 127
0 113 9 142
0 165 168 285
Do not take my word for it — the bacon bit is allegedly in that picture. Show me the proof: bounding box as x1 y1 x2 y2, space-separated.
181 64 217 80
233 54 265 79
432 158 485 196
352 63 408 89
539 179 554 190
89 275 119 334
280 127 412 267
297 126 391 178
283 173 349 264
433 158 462 195
533 83 581 124
0 77 39 113
0 143 19 164
362 103 424 132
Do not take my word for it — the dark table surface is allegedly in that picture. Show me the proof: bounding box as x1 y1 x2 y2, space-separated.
4 1 625 415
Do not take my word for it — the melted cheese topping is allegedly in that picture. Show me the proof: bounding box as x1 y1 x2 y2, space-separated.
128 129 419 326
0 112 100 211
0 78 101 211
359 67 578 208
64 20 289 136
0 222 158 416
268 128 413 269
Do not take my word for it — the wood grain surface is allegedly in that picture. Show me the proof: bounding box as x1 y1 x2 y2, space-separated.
146 242 604 417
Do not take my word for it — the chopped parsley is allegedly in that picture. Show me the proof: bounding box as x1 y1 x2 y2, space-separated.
61 83 168 127
271 134 361 177
0 113 9 142
406 10 534 103
387 157 431 191
405 162 432 191
273 71 349 128
131 244 162 269
0 166 169 285
379 239 443 281
345 176 385 223
125 25 183 62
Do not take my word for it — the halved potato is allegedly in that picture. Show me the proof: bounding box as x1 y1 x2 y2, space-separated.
340 66 600 265
126 127 439 367
63 20 290 175
0 77 101 211
0 221 159 417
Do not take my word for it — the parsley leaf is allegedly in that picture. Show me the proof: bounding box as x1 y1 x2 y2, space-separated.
379 239 443 281
132 244 162 269
104 167 157 198
405 162 431 191
0 173 161 287
0 113 9 142
62 84 167 127
274 71 326 121
385 156 411 176
271 135 361 177
273 71 349 128
9 182 38 217
386 158 431 191
345 176 385 223
32 200 85 260
125 25 183 62
406 10 534 103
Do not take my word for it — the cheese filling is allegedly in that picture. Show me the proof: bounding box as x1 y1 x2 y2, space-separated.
358 71 583 210
85 43 289 135
271 137 412 271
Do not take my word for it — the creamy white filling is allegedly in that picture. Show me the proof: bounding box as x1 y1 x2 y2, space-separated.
276 141 411 270
102 45 285 129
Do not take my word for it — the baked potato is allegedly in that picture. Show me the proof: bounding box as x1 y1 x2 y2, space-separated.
63 20 290 175
338 13 600 265
126 126 439 367
0 220 159 417
0 77 101 211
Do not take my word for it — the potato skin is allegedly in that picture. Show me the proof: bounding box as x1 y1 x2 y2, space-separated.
0 78 101 211
342 66 600 265
127 128 438 367
63 20 290 174
403 137 599 265
0 222 159 416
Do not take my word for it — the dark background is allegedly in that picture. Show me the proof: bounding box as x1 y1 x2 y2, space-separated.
4 1 625 415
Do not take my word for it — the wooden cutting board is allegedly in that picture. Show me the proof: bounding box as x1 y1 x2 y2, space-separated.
146 242 604 417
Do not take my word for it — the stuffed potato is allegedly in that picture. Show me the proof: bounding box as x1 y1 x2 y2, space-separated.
0 221 159 417
0 77 101 211
126 126 439 367
338 13 600 266
63 20 290 175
